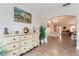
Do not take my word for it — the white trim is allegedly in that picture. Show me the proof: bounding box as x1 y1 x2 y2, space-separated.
76 46 79 50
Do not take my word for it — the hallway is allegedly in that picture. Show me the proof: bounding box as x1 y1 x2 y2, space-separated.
23 35 79 56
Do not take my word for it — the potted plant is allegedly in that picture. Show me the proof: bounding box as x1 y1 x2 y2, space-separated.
39 25 46 44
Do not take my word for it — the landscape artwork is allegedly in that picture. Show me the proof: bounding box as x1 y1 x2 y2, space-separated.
14 7 31 23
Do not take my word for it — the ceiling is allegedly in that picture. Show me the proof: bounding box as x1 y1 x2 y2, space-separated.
29 3 68 18
47 15 76 26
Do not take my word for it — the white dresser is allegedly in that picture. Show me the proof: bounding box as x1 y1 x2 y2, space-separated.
1 33 39 56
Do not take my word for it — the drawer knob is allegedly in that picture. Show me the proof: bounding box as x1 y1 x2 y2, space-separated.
24 42 26 44
13 45 16 48
13 38 15 40
24 48 26 49
24 36 26 38
13 53 15 55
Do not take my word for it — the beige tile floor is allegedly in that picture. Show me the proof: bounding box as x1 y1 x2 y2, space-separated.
23 34 79 56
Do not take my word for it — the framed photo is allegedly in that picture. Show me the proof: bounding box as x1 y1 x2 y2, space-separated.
14 7 31 24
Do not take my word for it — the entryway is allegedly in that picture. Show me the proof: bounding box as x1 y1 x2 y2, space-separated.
46 15 77 52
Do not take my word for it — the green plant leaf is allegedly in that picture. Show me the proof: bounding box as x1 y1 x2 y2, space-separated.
39 25 46 40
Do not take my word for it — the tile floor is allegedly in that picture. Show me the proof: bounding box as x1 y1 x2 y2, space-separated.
23 34 79 56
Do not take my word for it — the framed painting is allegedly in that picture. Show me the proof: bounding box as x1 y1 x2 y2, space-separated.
14 7 32 24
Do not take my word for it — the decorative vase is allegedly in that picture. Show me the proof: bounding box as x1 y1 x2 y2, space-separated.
23 27 29 33
3 28 9 35
33 26 36 33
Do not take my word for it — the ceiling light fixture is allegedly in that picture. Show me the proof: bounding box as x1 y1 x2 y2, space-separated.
63 3 70 7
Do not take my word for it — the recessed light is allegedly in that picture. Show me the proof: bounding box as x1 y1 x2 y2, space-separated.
47 21 51 24
53 20 58 22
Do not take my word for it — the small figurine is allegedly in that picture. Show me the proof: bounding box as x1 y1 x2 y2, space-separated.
3 28 9 35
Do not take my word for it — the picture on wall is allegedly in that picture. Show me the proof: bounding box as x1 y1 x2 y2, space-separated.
14 7 31 24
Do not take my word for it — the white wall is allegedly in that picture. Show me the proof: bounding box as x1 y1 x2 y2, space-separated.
0 4 40 46
0 3 40 35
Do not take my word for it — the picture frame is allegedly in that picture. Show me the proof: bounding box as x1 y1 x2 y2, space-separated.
14 7 32 24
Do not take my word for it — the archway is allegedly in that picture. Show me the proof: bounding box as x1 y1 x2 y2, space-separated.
45 15 77 48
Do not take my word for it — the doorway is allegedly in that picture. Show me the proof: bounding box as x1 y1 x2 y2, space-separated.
46 15 76 48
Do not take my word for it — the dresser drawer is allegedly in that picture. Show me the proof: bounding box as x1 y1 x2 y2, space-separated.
32 42 38 47
27 43 34 50
7 49 20 56
20 46 29 54
21 35 32 40
20 43 34 54
5 42 19 51
20 39 33 47
32 39 39 46
3 36 19 45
